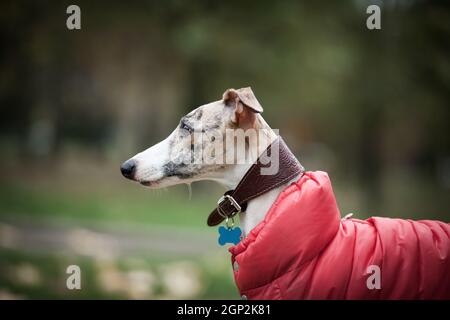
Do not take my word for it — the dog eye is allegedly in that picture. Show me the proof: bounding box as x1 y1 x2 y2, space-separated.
180 121 193 133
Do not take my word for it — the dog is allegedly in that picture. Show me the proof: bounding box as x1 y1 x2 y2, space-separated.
121 87 450 299
120 87 286 236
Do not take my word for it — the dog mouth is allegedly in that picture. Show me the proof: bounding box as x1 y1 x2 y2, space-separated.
135 170 167 187
138 176 179 188
139 180 160 187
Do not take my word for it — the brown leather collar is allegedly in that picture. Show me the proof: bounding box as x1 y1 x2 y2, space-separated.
207 136 305 226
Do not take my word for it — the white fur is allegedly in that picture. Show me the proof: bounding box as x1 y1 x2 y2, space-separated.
131 131 174 185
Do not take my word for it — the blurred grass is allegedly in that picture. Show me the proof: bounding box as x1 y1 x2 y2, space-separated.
0 180 221 230
0 248 238 299
0 163 240 300
0 249 118 299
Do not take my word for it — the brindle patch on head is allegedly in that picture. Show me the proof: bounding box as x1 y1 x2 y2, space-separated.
196 109 203 120
161 100 235 182
198 113 222 132
184 108 203 120
163 161 194 179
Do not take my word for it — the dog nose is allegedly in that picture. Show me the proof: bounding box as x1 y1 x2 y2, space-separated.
120 159 136 179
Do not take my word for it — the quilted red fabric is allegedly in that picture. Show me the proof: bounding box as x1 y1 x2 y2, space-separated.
229 171 450 299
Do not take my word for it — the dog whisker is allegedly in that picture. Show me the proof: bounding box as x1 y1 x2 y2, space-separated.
186 182 192 200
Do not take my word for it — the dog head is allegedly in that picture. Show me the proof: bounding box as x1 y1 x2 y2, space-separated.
120 87 272 188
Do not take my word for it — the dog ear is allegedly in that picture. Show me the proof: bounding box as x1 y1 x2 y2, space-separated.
223 87 263 129
222 87 264 113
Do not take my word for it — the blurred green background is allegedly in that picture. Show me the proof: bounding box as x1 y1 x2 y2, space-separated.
0 0 449 299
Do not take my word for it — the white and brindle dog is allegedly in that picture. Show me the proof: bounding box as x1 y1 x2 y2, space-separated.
121 87 450 300
120 87 290 236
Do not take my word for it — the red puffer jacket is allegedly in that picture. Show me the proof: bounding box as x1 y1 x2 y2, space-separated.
229 171 450 299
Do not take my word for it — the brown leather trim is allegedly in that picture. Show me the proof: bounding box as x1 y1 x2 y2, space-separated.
207 137 304 227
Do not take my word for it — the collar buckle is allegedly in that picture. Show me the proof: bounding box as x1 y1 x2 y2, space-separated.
217 194 242 218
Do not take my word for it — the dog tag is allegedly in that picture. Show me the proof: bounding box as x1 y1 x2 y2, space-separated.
218 226 242 246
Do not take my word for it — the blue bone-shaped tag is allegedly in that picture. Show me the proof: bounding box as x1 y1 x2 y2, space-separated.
218 226 242 246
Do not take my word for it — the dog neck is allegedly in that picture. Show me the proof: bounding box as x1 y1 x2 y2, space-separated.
216 115 301 237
